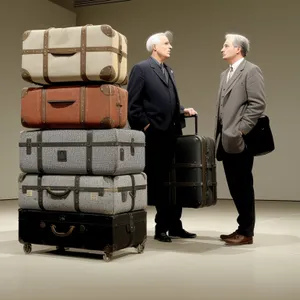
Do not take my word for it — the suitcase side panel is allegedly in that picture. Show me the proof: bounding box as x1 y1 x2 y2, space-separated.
44 86 82 127
92 129 145 175
117 86 128 128
165 134 217 209
42 130 88 174
19 130 39 173
18 209 147 253
21 88 43 128
21 86 83 129
85 85 128 129
206 137 217 205
78 173 147 214
173 135 204 208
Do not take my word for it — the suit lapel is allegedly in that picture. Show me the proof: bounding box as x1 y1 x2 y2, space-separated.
224 60 247 96
148 58 168 86
218 71 227 99
216 71 227 111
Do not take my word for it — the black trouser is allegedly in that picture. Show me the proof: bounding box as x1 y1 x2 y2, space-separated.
144 125 182 234
219 141 255 237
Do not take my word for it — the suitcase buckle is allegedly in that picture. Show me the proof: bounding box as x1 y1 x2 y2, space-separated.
57 150 67 162
26 138 32 155
130 138 135 156
126 214 135 233
129 191 136 200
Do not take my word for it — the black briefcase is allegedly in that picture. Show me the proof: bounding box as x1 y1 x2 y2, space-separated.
243 115 275 156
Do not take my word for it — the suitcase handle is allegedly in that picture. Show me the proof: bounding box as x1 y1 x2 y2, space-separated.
185 114 198 135
46 188 71 198
50 225 75 237
47 100 76 105
49 49 77 57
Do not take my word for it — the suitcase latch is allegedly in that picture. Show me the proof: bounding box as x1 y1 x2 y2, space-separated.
118 43 122 63
57 150 67 162
130 138 135 156
126 214 135 233
26 138 32 155
121 191 127 202
120 148 124 161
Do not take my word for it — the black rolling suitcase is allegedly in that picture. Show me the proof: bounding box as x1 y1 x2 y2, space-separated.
18 208 147 262
165 115 217 208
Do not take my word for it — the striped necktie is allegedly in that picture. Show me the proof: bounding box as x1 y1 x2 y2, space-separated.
227 66 233 82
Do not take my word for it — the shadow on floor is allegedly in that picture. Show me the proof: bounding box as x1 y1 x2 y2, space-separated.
1 230 300 262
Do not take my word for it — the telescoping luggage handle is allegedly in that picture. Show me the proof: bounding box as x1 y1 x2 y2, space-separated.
185 114 198 135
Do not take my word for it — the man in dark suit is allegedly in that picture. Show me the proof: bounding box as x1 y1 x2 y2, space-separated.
127 31 197 242
215 33 266 245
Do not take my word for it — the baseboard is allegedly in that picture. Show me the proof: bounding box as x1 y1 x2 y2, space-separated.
219 198 300 202
0 198 17 201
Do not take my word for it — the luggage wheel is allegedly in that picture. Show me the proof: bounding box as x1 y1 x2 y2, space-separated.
103 252 112 262
56 246 69 253
103 245 113 262
136 244 145 254
23 243 32 254
135 238 146 254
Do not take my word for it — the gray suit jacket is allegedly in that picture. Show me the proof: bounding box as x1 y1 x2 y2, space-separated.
215 59 266 155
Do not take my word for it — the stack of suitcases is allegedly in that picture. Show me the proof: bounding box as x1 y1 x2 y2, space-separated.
18 24 147 262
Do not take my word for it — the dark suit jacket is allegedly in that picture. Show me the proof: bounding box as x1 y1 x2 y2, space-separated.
127 57 185 134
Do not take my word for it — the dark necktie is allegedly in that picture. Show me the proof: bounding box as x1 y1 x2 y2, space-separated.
161 64 169 84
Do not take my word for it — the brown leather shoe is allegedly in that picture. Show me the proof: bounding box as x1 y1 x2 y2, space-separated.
220 230 238 241
224 234 253 245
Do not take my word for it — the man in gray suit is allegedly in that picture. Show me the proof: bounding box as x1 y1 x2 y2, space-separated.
215 33 266 245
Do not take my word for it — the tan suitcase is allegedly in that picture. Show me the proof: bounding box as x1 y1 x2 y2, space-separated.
21 24 128 86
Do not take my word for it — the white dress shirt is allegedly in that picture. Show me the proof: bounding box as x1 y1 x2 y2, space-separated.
227 57 244 82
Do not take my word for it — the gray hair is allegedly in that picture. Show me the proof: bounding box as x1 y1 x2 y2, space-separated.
146 31 173 53
225 33 250 57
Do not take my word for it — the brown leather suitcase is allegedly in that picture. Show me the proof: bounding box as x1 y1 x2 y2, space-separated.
21 85 128 129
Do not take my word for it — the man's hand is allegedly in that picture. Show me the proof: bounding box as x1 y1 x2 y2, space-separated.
184 108 197 116
144 123 150 131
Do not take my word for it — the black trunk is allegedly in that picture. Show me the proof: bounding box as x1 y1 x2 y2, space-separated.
18 209 147 261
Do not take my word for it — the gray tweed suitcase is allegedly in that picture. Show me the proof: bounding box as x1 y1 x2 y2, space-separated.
18 172 147 215
19 129 145 175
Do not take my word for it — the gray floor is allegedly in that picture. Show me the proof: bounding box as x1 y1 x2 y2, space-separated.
1 199 300 300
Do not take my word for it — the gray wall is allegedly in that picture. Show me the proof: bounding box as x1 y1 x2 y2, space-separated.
76 0 300 201
0 0 76 199
1 0 299 201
